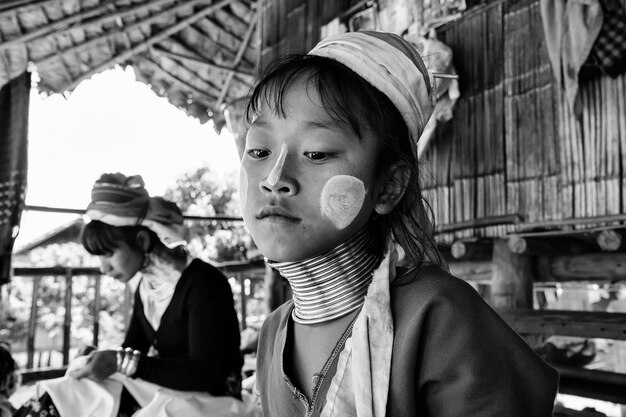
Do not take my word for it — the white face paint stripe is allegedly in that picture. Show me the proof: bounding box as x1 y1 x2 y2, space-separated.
267 142 288 186
320 175 366 230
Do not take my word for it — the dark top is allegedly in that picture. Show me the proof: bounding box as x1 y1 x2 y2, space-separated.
123 258 243 395
257 265 559 417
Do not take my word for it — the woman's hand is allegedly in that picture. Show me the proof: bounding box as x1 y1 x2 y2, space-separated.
69 349 118 381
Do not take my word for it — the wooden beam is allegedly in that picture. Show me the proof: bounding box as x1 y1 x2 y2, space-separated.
152 47 256 77
215 13 257 110
58 0 239 92
548 252 626 281
491 239 533 308
507 235 590 256
556 365 626 404
450 239 492 260
498 309 626 340
596 229 624 251
435 214 522 233
23 204 244 222
33 0 217 67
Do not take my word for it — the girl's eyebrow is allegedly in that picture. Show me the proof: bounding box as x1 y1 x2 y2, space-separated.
305 118 349 134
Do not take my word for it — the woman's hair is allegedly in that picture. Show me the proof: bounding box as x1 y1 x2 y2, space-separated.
0 343 17 396
246 54 444 270
81 220 157 255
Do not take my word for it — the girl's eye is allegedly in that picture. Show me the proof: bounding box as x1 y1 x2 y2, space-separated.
304 151 330 161
247 149 270 159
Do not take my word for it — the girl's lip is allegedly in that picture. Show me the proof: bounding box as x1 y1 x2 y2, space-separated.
256 206 299 221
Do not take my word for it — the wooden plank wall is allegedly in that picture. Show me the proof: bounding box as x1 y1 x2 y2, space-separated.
423 0 626 243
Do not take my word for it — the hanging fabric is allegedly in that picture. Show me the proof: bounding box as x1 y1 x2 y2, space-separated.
0 71 30 285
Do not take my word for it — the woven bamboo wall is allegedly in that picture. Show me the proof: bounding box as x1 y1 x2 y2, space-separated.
259 0 351 69
422 0 626 243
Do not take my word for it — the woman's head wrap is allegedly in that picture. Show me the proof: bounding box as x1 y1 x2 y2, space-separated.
308 31 437 155
85 173 184 244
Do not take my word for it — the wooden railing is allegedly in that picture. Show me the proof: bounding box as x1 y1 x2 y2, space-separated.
499 309 626 404
11 259 265 381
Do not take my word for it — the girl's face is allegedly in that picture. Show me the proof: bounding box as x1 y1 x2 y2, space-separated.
240 78 382 262
98 241 143 282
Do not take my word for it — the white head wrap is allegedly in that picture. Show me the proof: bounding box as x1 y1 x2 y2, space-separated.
309 31 437 155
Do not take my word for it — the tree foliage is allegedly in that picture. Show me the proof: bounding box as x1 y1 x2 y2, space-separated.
164 166 253 262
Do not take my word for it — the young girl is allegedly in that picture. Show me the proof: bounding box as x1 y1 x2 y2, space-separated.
240 31 559 416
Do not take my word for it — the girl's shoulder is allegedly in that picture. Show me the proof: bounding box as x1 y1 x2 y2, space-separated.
392 264 479 300
260 300 294 336
390 264 494 324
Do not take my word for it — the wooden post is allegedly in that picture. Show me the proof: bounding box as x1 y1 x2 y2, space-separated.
491 239 533 309
63 270 73 365
237 273 247 331
223 99 248 158
26 277 41 369
93 275 101 347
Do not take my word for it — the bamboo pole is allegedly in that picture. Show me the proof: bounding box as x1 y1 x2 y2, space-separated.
57 0 237 92
24 204 244 222
152 47 255 77
0 0 210 51
34 0 222 68
215 14 257 110
140 57 220 102
0 0 48 13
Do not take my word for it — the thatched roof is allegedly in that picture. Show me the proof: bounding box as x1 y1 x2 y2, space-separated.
0 0 259 129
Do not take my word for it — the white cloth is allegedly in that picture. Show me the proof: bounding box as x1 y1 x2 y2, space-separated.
320 249 397 417
39 358 258 417
540 0 603 111
309 32 436 155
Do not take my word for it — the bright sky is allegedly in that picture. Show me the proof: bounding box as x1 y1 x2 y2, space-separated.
15 65 241 248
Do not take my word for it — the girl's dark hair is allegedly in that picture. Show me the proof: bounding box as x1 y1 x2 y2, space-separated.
246 54 444 270
81 220 158 256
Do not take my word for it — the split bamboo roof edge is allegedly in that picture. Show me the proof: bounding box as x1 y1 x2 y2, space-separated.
0 0 261 130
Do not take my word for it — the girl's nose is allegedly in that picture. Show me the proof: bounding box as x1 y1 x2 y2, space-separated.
260 144 298 196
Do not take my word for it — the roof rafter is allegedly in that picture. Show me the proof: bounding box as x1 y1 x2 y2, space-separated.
151 46 255 77
215 11 256 110
140 57 218 102
31 0 220 66
55 0 239 92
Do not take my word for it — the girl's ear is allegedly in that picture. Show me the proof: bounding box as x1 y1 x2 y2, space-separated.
374 163 410 215
135 230 153 253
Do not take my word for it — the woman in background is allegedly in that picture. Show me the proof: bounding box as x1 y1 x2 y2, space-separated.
16 173 243 417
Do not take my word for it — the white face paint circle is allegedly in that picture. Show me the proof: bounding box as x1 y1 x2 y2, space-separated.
239 164 248 214
320 175 366 230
